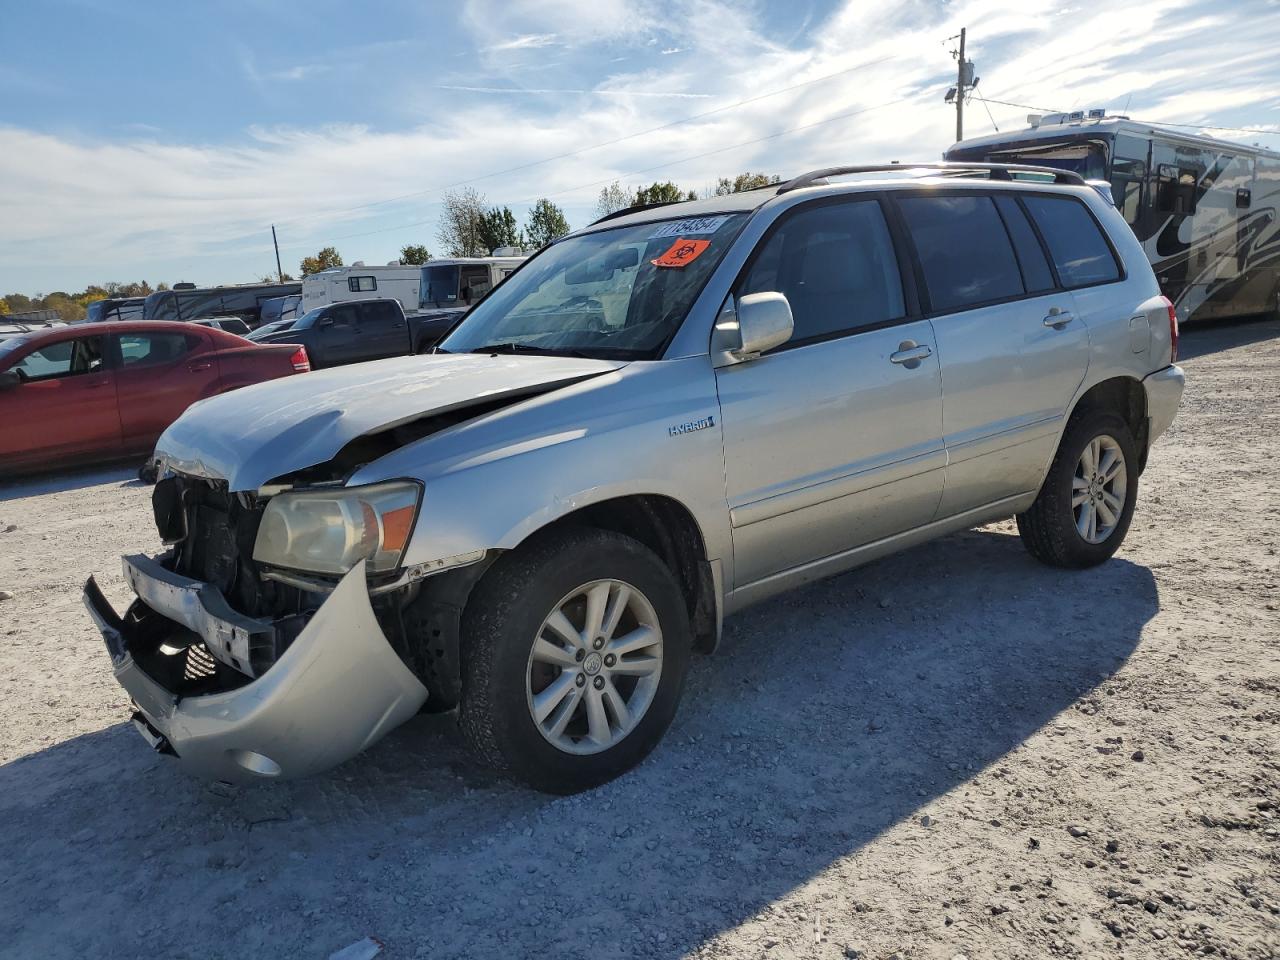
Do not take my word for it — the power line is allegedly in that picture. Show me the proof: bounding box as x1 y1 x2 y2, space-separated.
976 95 1280 137
268 55 897 233
285 96 910 250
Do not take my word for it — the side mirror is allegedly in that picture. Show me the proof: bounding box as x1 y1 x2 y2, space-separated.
715 292 793 362
0 370 20 391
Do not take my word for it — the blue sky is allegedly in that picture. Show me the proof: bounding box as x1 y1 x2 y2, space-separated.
2 0 1278 295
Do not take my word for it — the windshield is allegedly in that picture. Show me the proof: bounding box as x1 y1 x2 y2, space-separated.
0 335 31 359
949 137 1110 180
248 318 296 340
439 214 747 359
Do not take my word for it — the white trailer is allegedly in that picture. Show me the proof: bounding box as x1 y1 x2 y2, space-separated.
301 262 424 315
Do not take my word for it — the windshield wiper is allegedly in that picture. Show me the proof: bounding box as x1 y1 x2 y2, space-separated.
470 342 595 359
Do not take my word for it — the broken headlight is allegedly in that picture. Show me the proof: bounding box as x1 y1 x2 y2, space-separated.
252 481 421 576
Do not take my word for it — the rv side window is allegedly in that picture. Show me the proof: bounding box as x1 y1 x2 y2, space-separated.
1157 163 1200 215
1109 137 1148 226
348 276 377 292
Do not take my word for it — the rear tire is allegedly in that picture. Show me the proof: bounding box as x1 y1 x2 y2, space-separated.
1017 411 1139 568
459 527 690 794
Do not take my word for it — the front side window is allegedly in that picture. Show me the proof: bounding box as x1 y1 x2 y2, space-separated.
739 200 905 345
348 276 377 293
440 213 747 359
328 304 359 327
116 332 194 367
1022 195 1121 288
12 336 105 381
900 194 1024 311
1110 134 1148 226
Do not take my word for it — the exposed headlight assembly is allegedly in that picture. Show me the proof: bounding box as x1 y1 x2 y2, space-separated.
253 481 421 576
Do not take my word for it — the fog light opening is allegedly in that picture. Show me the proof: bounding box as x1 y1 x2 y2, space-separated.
228 749 283 778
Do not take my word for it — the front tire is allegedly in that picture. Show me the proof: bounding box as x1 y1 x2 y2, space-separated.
1017 411 1139 568
459 527 691 794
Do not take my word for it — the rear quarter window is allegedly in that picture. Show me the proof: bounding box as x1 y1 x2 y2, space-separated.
1022 195 1121 288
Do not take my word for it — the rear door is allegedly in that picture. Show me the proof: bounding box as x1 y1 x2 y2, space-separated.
356 300 408 359
1 334 119 468
895 191 1091 517
112 329 220 449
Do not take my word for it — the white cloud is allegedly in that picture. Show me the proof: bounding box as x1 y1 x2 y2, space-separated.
486 33 560 51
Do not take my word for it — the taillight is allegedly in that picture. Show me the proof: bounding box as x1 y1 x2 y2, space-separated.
289 346 311 373
1162 296 1179 363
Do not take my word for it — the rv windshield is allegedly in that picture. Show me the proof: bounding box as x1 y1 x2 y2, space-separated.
420 265 461 309
438 213 747 361
950 138 1110 181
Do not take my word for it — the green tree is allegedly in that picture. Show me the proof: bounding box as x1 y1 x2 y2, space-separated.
437 187 489 257
595 181 631 219
714 172 781 195
299 246 344 277
524 199 571 249
476 205 523 253
399 244 432 265
634 181 697 206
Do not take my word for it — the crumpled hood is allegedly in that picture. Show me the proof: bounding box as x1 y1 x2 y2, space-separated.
156 353 624 490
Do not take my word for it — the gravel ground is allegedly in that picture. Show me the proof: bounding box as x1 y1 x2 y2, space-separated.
0 318 1277 960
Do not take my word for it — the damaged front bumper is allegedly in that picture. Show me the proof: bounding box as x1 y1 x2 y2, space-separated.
83 555 428 781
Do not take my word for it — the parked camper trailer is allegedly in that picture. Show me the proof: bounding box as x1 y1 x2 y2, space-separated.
946 114 1280 322
300 263 424 316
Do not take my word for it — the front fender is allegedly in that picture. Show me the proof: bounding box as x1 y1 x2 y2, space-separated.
350 357 733 579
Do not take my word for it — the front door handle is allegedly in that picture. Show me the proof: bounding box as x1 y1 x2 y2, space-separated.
187 361 213 372
890 341 932 368
1043 308 1074 329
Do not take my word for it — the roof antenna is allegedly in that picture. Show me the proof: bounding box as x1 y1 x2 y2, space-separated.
1121 92 1133 117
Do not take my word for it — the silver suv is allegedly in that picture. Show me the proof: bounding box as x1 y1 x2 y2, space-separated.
84 163 1185 793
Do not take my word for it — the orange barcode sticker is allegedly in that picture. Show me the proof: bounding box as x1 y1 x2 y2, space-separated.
652 238 711 268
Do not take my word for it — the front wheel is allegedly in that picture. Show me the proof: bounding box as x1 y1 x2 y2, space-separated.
1017 411 1139 568
459 528 691 794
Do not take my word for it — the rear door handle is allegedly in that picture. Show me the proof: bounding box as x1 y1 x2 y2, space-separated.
1043 308 1074 329
890 341 932 368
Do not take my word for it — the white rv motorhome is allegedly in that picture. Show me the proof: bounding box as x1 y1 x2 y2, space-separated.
947 112 1280 323
301 263 424 315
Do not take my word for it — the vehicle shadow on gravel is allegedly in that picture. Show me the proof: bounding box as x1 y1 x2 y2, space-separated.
0 462 142 503
1179 313 1280 360
0 526 1158 960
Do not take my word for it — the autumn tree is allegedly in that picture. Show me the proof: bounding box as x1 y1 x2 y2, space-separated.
299 246 344 276
524 199 570 249
634 181 697 206
0 299 8 316
714 172 781 195
595 181 631 219
437 188 489 257
399 244 432 265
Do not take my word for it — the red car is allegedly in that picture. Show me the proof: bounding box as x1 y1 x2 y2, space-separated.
0 320 309 476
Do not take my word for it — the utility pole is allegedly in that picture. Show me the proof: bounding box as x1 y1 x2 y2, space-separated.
955 27 966 142
271 224 284 282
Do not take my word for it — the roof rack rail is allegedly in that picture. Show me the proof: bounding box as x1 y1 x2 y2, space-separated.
776 162 1086 193
589 200 684 226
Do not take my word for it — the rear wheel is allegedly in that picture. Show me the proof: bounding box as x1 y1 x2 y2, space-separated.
459 527 690 793
1017 411 1138 568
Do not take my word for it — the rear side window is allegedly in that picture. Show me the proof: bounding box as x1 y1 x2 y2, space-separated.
899 195 1023 312
993 195 1055 293
117 332 196 367
1022 195 1121 288
739 199 905 344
